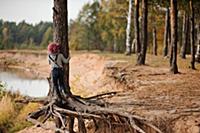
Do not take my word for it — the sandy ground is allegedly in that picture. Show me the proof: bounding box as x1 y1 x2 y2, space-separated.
1 50 200 133
0 51 121 96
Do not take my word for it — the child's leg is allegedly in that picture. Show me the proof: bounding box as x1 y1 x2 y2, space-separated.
52 68 62 99
58 69 69 95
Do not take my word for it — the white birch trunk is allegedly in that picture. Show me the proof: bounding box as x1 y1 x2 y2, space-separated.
195 24 200 62
125 0 132 55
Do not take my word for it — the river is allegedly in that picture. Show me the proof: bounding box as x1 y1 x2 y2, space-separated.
0 68 49 97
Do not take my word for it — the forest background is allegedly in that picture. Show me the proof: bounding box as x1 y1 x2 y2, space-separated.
1 0 199 54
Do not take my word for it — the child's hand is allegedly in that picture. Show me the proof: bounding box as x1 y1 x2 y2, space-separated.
67 55 71 61
68 55 71 60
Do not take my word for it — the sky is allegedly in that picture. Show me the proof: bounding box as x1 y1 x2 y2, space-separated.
0 0 92 24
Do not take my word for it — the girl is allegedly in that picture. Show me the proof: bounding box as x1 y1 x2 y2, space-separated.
48 42 70 100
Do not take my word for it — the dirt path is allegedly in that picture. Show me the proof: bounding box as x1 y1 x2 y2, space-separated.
1 50 200 133
104 65 200 132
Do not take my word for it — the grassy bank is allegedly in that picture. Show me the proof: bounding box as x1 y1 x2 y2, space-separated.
70 50 200 70
0 82 40 133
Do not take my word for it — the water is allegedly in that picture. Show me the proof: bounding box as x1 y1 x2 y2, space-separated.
0 68 49 97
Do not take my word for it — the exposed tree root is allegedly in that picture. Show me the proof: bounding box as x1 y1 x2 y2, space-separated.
20 91 163 133
14 75 163 133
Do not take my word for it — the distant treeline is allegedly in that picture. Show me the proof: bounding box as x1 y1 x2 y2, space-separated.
0 20 53 49
1 0 200 53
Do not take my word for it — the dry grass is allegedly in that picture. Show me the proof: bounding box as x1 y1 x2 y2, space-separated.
0 82 41 132
16 103 40 122
92 51 200 70
9 103 41 133
0 95 15 130
0 97 41 132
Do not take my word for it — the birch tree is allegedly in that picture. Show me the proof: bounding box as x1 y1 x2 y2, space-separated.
196 24 200 62
125 0 133 55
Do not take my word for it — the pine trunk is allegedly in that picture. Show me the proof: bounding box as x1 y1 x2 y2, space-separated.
53 0 74 132
132 39 136 53
53 0 70 93
137 0 148 65
113 37 117 53
163 8 170 57
169 42 173 66
189 0 195 69
125 0 133 55
153 27 157 56
134 0 140 54
170 0 178 74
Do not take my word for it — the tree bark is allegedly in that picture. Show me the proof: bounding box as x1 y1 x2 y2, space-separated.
170 0 179 74
132 39 136 53
169 19 174 66
189 0 195 69
53 0 71 93
53 0 74 132
153 27 157 56
113 37 118 53
134 0 140 54
169 42 173 67
137 0 148 65
163 7 170 57
181 11 189 59
125 0 133 55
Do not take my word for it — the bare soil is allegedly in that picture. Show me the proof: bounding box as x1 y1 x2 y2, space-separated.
0 50 200 133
